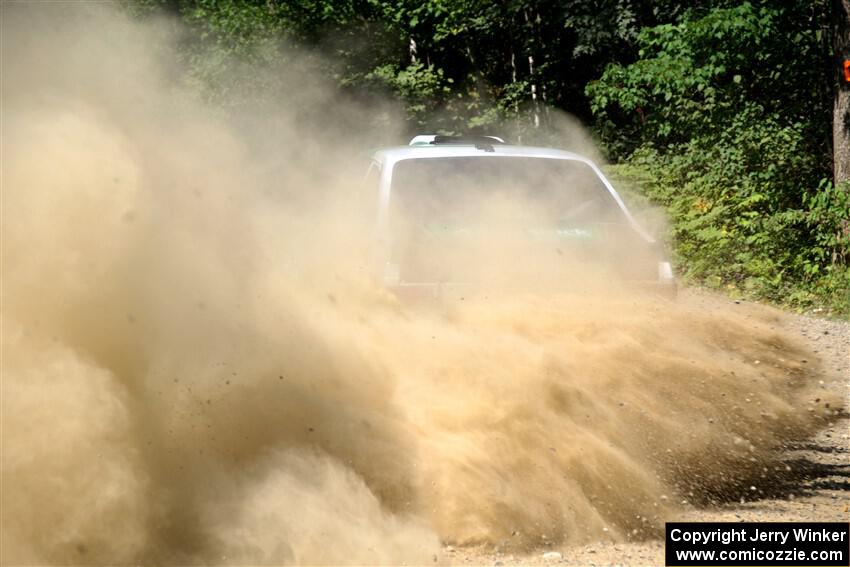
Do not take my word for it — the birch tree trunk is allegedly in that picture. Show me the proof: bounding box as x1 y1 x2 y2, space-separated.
524 9 540 129
834 0 850 185
510 45 519 119
529 55 540 128
409 36 418 65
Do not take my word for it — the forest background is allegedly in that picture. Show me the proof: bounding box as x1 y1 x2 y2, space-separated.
134 0 850 315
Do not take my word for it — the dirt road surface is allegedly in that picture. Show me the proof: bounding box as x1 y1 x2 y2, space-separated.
449 290 849 566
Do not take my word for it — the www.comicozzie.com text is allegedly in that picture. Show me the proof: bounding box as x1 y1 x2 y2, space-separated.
670 527 848 546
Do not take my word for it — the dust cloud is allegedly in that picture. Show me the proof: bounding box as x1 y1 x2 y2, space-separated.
1 3 841 565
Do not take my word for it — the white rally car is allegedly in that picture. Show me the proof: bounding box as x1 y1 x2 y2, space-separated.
363 135 675 300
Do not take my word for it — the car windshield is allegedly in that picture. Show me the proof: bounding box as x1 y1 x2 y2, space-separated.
389 156 624 227
387 156 631 284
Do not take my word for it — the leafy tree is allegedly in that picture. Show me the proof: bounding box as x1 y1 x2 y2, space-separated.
129 0 849 312
589 1 849 312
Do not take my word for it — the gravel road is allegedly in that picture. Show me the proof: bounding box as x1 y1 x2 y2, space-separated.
448 290 849 566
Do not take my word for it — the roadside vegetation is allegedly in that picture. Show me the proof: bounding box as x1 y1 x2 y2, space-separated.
135 0 850 316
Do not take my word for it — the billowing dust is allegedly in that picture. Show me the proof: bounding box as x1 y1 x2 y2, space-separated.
1 4 841 566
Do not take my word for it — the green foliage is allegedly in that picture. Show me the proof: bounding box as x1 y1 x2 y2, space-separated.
587 2 830 156
365 62 455 127
134 0 683 133
589 1 847 315
130 0 846 315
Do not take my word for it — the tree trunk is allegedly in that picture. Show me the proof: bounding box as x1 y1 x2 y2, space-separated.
535 10 551 123
524 9 540 129
409 36 418 65
529 55 540 128
834 0 850 186
509 45 520 120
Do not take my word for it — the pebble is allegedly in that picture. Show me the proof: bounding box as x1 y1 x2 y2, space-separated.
542 551 563 561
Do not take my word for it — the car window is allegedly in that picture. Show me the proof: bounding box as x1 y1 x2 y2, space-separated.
389 157 623 230
386 156 628 283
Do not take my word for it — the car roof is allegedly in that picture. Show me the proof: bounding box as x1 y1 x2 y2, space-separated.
369 142 655 244
370 144 594 167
